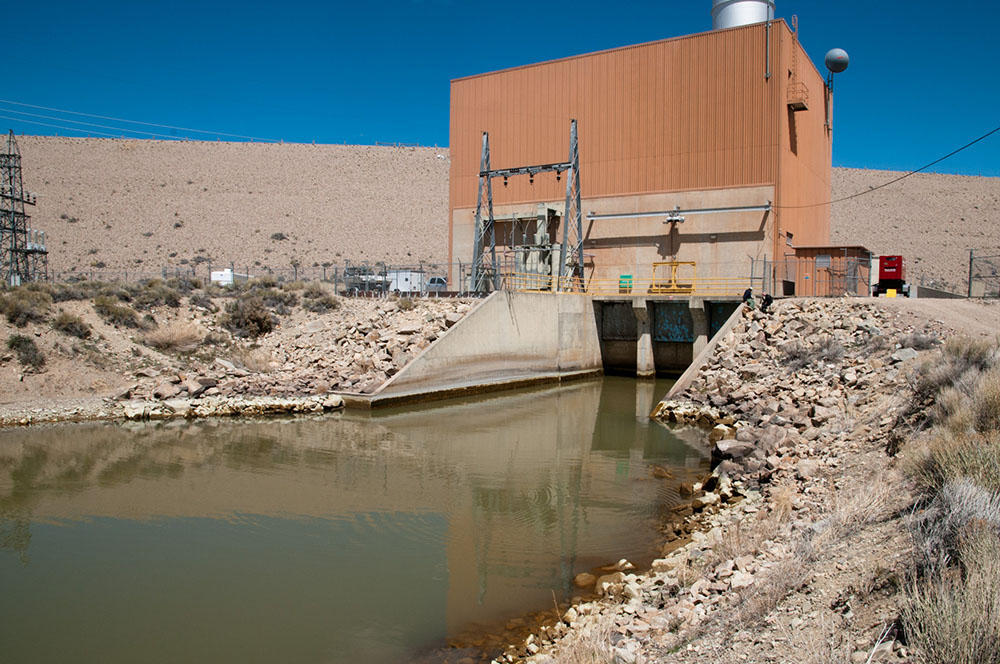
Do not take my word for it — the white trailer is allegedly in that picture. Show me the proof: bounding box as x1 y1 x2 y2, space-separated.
387 270 425 295
210 268 252 286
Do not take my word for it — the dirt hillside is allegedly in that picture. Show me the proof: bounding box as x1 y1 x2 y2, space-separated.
14 136 451 278
11 135 1000 291
831 168 1000 293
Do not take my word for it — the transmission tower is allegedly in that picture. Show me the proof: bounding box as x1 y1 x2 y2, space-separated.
1 130 46 285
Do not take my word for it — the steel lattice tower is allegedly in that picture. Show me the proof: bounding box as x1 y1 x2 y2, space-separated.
1 130 45 285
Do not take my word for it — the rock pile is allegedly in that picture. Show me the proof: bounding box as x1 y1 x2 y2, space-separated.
497 298 939 664
126 297 475 402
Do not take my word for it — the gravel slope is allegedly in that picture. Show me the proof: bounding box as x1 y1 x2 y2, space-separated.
831 168 1000 293
15 136 451 277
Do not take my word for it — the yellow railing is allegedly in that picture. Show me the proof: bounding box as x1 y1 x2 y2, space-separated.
500 262 748 297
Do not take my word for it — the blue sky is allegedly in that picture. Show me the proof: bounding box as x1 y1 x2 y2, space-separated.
2 0 997 175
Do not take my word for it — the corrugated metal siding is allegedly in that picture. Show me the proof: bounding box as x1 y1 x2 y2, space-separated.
774 23 832 255
450 23 779 212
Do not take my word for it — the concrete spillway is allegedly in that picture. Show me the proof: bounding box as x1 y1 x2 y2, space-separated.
358 292 742 408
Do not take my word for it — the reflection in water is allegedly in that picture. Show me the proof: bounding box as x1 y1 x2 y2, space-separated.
0 377 708 664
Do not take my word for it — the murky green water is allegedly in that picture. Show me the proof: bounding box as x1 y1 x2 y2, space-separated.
0 377 709 664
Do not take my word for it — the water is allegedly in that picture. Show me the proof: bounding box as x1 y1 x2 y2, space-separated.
0 377 709 664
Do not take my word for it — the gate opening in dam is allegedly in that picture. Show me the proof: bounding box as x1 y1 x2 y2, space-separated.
593 297 741 376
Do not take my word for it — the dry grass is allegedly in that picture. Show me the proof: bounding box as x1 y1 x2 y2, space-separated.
6 334 45 369
549 613 616 664
908 430 1000 497
0 288 52 327
902 524 1000 664
731 554 811 630
142 321 203 352
899 332 939 351
972 368 1000 433
231 347 273 373
52 311 91 339
900 337 1000 664
93 295 142 328
781 337 844 370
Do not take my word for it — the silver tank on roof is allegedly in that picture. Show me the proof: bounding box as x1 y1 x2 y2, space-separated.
712 0 775 29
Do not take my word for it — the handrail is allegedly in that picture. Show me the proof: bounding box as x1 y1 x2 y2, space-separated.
499 270 749 297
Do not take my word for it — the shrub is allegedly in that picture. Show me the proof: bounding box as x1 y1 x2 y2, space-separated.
7 334 45 369
142 322 203 352
130 279 181 310
0 288 52 327
302 282 326 299
909 431 1000 498
900 332 939 351
221 297 275 338
188 292 217 312
93 295 142 328
902 523 1000 664
52 312 91 339
49 282 94 302
301 282 339 313
780 337 843 370
251 274 278 289
164 276 202 293
397 297 416 311
231 346 273 372
283 280 305 291
972 368 1000 433
303 294 340 313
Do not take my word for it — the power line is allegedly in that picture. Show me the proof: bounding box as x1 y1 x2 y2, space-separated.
0 97 280 143
0 107 192 140
0 114 151 139
777 124 1000 210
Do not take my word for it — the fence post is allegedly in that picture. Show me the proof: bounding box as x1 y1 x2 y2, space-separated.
968 249 974 298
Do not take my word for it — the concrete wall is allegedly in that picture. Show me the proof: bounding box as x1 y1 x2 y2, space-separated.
376 291 603 399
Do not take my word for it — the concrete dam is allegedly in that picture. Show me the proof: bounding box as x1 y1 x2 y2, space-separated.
357 292 742 407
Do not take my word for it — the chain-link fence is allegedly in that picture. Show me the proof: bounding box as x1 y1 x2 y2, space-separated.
969 250 1000 298
45 260 472 297
752 255 871 298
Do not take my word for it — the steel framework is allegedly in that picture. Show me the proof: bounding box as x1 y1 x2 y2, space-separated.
471 119 583 292
1 131 46 285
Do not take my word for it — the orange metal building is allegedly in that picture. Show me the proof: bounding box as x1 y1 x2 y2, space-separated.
448 19 833 293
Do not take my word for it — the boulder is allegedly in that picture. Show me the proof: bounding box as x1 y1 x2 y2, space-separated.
714 438 754 460
796 459 819 480
891 348 919 363
573 572 597 588
182 378 207 397
153 382 182 400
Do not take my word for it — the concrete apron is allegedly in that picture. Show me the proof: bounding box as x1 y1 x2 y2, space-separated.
344 291 605 409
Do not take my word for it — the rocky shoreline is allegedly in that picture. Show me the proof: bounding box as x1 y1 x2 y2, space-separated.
0 289 476 427
487 298 946 664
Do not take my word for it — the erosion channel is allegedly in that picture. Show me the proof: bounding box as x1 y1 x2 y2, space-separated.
0 376 709 664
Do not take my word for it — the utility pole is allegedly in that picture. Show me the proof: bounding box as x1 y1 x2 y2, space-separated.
1 131 48 284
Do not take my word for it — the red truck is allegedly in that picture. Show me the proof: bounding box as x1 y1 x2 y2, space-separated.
872 255 910 297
